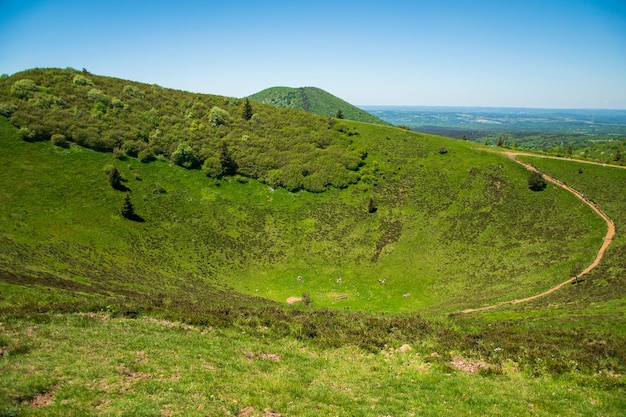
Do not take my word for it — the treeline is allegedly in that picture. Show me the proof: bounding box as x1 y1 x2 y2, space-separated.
0 68 367 192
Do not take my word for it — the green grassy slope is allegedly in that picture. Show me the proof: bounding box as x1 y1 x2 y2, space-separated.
476 156 626 329
248 86 390 125
0 115 606 314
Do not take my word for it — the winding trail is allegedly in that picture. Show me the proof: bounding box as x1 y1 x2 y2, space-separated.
454 152 616 315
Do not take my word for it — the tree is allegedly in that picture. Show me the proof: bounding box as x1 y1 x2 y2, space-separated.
528 171 547 191
108 166 123 190
241 98 253 121
614 148 623 162
367 197 376 214
219 141 237 176
122 193 137 220
336 109 344 119
495 136 504 147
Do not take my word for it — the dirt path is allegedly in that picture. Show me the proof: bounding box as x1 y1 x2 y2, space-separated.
454 152 616 315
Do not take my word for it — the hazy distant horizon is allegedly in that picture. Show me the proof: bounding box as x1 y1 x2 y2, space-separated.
359 105 626 112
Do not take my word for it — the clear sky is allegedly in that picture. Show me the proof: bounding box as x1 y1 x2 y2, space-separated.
1 0 625 108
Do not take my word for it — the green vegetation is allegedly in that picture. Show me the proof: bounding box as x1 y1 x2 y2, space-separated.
528 171 547 191
249 86 390 125
0 68 369 192
1 70 625 415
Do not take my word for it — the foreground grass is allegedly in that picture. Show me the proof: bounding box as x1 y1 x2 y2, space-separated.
1 310 624 417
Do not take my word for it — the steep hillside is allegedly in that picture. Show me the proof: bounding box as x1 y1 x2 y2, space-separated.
248 86 390 125
0 115 605 314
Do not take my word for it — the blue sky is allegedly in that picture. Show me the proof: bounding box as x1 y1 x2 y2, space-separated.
1 0 625 108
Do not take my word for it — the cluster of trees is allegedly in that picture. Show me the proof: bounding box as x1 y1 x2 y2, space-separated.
0 68 367 192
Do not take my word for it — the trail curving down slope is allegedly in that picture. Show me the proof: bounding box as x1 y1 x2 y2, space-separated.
454 152 616 315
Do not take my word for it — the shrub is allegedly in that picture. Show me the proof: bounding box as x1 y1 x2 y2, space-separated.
31 93 64 109
11 79 39 99
0 103 17 117
151 183 166 195
171 142 199 168
122 140 147 157
113 147 126 159
438 146 448 154
123 85 145 99
111 98 124 109
138 148 156 163
87 89 110 105
72 74 93 86
528 171 547 191
50 133 69 148
209 106 232 127
18 127 37 142
202 156 222 178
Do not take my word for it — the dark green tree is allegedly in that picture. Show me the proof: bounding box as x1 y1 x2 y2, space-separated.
121 193 135 219
614 148 622 162
336 109 344 119
495 136 504 147
528 171 547 191
367 197 376 214
242 98 253 121
219 141 237 176
108 166 123 190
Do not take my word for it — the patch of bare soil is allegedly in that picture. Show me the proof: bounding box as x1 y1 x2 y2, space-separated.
286 296 302 304
29 387 56 408
244 351 281 362
238 406 283 417
450 357 492 373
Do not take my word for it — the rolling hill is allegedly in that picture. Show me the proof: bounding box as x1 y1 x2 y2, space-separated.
0 68 625 415
248 86 390 125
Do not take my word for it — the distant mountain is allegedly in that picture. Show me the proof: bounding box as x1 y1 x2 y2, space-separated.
248 86 390 125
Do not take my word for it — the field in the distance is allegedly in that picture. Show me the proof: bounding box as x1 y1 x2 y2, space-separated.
364 106 626 152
